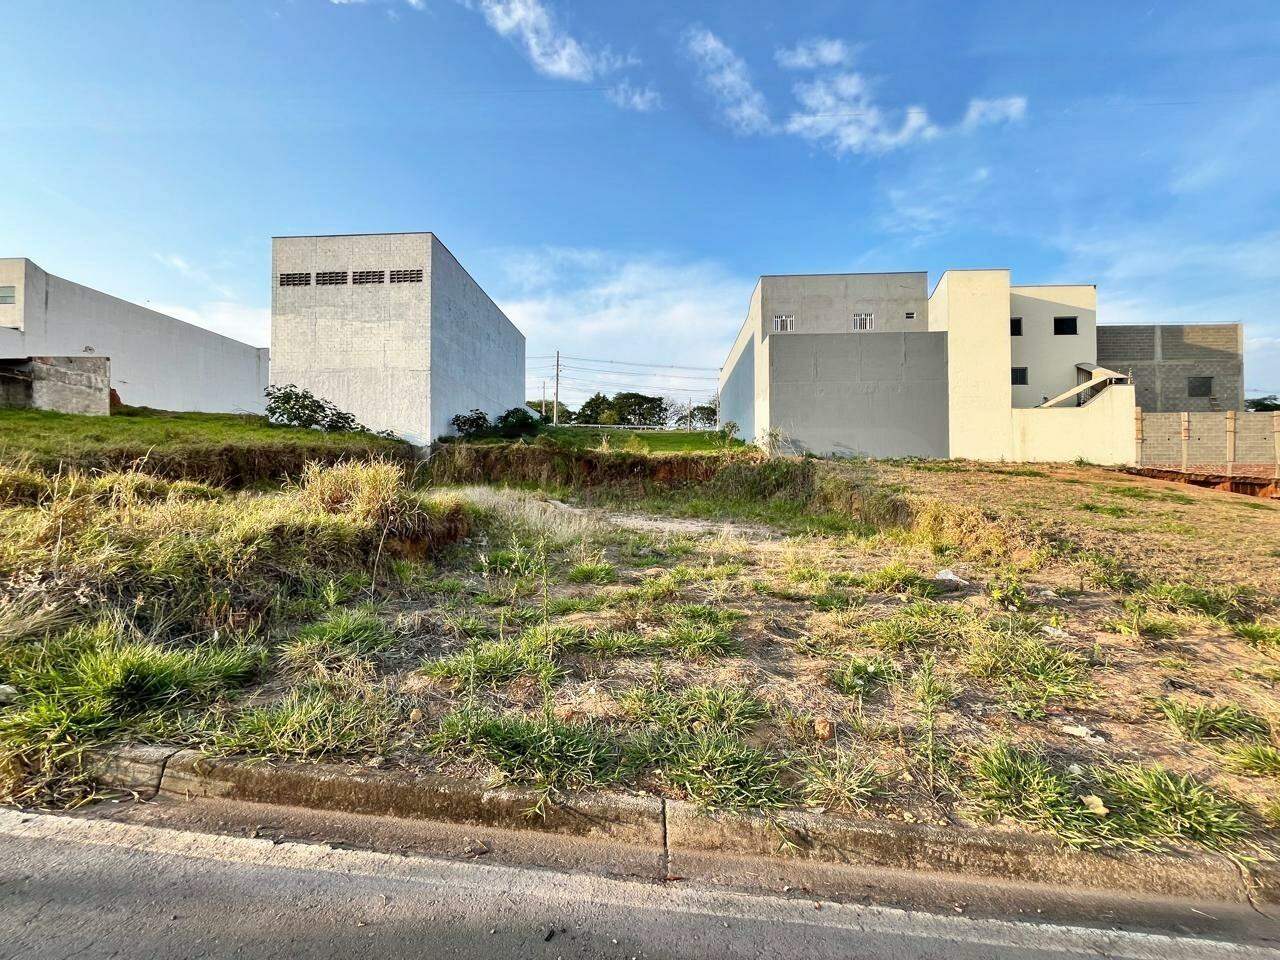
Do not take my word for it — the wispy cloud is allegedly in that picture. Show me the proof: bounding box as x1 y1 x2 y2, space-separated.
775 37 851 70
785 73 938 154
607 80 662 113
472 0 626 82
153 253 235 299
682 27 773 135
960 96 1028 131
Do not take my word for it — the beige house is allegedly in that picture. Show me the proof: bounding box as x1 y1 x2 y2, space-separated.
719 269 1244 466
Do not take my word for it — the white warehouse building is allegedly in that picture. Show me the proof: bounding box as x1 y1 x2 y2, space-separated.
0 257 269 413
270 233 525 445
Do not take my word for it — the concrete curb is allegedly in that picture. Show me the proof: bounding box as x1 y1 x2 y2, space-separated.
87 745 1277 905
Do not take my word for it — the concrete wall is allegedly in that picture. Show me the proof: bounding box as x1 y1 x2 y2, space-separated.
1097 323 1244 411
764 332 948 458
0 356 111 415
1011 384 1136 465
1009 285 1097 407
929 270 1014 460
271 233 524 445
0 258 268 413
718 322 756 441
427 235 525 439
1138 410 1278 475
760 273 928 337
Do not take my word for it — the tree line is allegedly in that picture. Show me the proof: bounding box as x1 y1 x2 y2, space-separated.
527 391 718 429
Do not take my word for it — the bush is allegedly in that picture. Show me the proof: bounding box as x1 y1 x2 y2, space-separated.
265 384 368 433
494 407 540 439
450 409 493 439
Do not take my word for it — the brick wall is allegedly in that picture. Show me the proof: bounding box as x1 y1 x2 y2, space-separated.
1098 323 1243 412
1138 410 1278 476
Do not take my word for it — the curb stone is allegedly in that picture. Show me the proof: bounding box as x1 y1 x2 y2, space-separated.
89 746 1277 904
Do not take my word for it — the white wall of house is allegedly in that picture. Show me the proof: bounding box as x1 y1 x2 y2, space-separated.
1009 284 1098 407
0 257 268 413
1011 383 1137 465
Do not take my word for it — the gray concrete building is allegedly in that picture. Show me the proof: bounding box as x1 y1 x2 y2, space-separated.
0 258 269 412
0 356 111 415
270 233 525 445
1096 323 1244 412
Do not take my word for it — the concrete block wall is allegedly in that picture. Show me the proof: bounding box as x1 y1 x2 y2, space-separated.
1138 410 1278 476
1098 323 1244 412
0 355 111 415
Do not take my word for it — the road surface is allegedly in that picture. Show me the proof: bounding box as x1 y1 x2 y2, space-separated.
1 807 1276 960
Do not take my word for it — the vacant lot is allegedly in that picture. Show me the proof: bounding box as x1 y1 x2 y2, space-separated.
2 428 1278 861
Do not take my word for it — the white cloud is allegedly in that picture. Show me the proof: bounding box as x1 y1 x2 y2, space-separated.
607 80 662 113
491 246 751 403
775 38 851 70
153 253 235 299
683 27 774 135
960 96 1028 131
786 73 938 155
473 0 624 82
150 301 270 348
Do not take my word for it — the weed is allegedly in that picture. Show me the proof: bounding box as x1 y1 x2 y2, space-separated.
618 683 767 736
967 618 1090 718
1157 699 1270 742
214 677 393 761
855 561 939 598
1234 622 1280 650
1078 502 1131 518
1224 744 1280 778
659 730 792 810
800 750 883 811
1136 582 1253 622
566 560 617 585
280 607 394 668
860 601 976 652
831 655 897 698
987 572 1034 612
421 626 564 688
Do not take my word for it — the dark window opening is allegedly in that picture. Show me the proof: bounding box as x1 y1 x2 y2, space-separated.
1012 367 1029 386
1010 316 1022 336
1053 316 1078 336
1187 376 1214 398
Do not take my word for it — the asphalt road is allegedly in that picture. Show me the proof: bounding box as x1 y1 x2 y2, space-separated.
1 808 1276 960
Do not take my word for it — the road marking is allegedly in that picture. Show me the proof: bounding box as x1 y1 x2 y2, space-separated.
1 808 1275 958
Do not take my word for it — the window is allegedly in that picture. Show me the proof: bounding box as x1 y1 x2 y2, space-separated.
772 314 794 333
1010 316 1023 336
278 272 310 287
851 312 874 331
1187 376 1214 398
1011 367 1029 386
904 311 916 321
1053 316 1078 336
389 268 424 283
352 270 385 284
0 285 14 304
315 271 348 286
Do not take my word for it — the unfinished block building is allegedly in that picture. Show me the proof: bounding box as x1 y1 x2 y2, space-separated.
719 269 1246 465
270 233 525 445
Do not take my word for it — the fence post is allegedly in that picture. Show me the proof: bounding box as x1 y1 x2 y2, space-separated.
1273 411 1280 482
1134 407 1144 467
1225 410 1237 477
1180 412 1190 473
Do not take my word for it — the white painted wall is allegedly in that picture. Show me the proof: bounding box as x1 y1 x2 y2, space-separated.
1010 285 1097 407
1011 384 1136 465
0 258 268 413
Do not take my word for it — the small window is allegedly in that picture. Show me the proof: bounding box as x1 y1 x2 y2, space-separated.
772 314 794 333
389 268 424 283
1011 367 1029 386
315 271 348 286
1187 376 1214 398
1010 316 1022 336
352 270 385 284
0 285 14 304
904 311 916 321
1053 316 1078 336
278 272 310 287
851 312 874 331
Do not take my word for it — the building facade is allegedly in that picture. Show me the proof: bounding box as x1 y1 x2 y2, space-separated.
0 258 269 412
270 233 525 445
1096 323 1244 412
720 269 1244 465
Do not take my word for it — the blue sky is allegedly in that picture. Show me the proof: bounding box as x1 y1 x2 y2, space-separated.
4 0 1279 407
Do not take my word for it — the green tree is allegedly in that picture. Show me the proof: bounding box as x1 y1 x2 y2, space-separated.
611 392 668 427
575 392 614 425
1246 395 1280 412
526 399 573 422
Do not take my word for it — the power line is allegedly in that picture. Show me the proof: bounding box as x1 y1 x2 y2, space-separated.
559 355 719 372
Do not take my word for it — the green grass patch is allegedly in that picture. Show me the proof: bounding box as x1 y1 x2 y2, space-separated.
657 730 792 811
859 601 977 652
830 654 897 698
1157 698 1270 742
617 683 766 735
799 750 883 811
420 625 563 688
967 616 1091 718
566 560 617 584
1224 744 1280 778
1234 622 1280 650
280 607 395 668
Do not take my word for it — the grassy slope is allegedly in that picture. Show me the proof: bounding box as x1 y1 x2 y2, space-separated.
0 407 408 484
451 427 737 453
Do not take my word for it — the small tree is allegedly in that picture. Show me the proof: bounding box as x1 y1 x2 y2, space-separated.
449 409 492 438
688 403 718 429
526 399 573 422
575 392 614 425
1246 395 1280 412
265 384 361 433
495 406 540 439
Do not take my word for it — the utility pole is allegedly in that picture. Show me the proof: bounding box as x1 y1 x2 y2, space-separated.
541 379 547 420
553 351 561 426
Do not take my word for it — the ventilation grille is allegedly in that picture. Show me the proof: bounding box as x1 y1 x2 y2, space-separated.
278 272 311 287
389 269 424 283
352 270 385 284
315 271 348 286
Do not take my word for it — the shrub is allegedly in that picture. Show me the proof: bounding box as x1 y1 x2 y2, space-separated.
265 384 371 434
494 407 540 439
449 409 493 439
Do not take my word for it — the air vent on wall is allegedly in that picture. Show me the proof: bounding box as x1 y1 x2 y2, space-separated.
315 271 349 286
353 270 385 284
389 269 424 283
278 273 311 287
